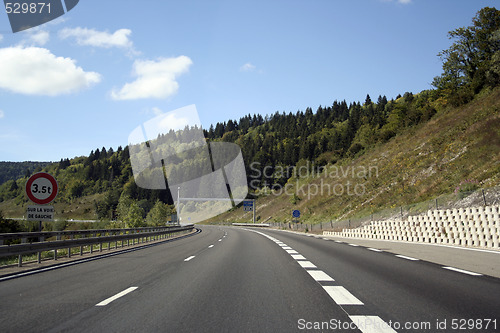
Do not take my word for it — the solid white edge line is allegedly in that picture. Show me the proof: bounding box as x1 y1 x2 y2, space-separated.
349 315 397 333
395 254 419 261
368 248 383 252
96 287 138 306
442 266 482 276
184 256 195 262
321 235 500 254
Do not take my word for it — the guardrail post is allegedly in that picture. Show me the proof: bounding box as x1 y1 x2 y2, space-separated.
18 237 27 267
56 233 61 261
38 236 45 263
68 234 73 258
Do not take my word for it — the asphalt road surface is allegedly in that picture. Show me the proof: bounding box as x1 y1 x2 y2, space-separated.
1 225 499 332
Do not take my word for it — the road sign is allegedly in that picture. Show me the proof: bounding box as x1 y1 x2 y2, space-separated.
292 210 301 218
25 172 58 205
26 205 54 221
243 200 254 211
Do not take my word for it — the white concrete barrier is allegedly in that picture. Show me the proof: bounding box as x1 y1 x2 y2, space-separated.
324 205 500 250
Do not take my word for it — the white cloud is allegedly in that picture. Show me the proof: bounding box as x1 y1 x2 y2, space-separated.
111 56 193 100
152 107 164 116
0 110 4 119
0 46 101 96
28 30 50 46
240 63 256 72
158 113 190 132
0 34 3 43
59 27 134 49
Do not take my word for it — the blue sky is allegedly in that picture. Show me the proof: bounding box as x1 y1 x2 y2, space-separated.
0 0 497 162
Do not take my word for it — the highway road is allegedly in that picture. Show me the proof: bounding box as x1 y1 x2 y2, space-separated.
0 225 499 332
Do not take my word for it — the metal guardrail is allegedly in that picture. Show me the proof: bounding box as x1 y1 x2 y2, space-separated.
0 226 183 244
232 223 269 227
0 225 194 267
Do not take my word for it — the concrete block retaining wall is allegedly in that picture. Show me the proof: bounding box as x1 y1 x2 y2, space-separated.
323 205 500 249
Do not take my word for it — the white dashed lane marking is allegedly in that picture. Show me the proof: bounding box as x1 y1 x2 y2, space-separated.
184 256 195 262
245 229 398 332
322 286 364 305
249 228 485 332
349 315 397 333
291 254 306 260
96 287 138 307
298 261 317 269
307 270 335 282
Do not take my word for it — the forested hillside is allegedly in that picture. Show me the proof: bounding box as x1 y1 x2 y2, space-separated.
0 7 498 227
0 162 53 185
0 89 441 221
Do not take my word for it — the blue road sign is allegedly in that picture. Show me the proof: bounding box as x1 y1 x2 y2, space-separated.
292 210 300 218
243 200 254 211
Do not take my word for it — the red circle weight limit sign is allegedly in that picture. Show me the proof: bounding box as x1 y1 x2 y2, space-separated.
25 172 58 204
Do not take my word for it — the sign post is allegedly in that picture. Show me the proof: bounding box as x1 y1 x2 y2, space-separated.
25 172 58 264
243 200 256 223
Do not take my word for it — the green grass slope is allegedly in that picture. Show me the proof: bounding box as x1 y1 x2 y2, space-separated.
210 87 500 224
